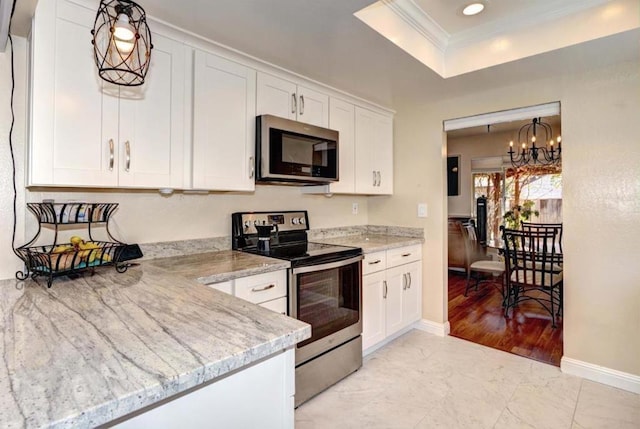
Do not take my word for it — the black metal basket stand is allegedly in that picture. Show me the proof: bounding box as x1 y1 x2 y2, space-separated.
15 202 129 288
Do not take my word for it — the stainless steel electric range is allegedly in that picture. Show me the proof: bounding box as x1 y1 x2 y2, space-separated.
232 211 363 407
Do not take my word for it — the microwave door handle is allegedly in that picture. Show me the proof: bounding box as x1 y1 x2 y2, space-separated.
291 93 297 115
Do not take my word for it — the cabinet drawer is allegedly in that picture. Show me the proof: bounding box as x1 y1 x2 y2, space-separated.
259 297 288 315
235 271 287 304
207 280 233 295
387 245 422 268
363 251 387 275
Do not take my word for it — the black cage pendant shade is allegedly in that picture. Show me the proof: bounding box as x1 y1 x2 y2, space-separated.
91 0 153 86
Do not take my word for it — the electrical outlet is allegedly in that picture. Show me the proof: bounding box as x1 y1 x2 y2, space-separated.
417 203 428 218
352 202 359 215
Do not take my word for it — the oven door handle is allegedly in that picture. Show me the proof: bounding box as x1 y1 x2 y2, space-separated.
291 255 363 275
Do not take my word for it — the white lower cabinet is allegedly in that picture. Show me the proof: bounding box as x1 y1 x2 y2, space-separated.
114 348 295 429
362 245 422 351
206 270 287 313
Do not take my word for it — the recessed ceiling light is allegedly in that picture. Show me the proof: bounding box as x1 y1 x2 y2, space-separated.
463 3 485 16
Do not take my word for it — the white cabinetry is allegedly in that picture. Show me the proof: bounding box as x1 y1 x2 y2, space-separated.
29 0 185 189
206 270 287 314
192 50 256 191
361 245 422 351
257 72 329 127
114 348 295 429
301 102 393 195
354 107 393 195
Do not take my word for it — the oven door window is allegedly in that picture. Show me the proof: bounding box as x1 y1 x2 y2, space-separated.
269 129 337 179
296 262 360 348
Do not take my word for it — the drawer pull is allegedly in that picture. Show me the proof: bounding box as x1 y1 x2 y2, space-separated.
368 260 381 265
251 284 276 292
401 253 411 257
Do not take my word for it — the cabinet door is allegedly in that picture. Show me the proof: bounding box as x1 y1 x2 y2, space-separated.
192 50 256 191
354 107 393 195
118 33 185 189
29 0 118 187
256 72 297 120
297 85 329 127
401 261 422 327
362 271 386 351
325 98 355 193
384 265 405 336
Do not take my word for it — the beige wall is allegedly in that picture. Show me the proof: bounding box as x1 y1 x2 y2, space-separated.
370 58 640 376
0 38 369 280
447 130 512 216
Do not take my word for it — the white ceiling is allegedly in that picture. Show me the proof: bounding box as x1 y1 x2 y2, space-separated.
11 0 640 110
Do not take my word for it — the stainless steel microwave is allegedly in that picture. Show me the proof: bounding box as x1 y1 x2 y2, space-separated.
256 115 339 184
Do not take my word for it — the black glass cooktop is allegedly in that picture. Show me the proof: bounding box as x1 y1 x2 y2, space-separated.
242 241 362 267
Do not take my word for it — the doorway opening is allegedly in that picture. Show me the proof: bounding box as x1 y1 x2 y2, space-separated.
445 104 563 366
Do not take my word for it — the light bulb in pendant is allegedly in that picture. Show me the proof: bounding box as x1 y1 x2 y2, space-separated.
113 13 135 41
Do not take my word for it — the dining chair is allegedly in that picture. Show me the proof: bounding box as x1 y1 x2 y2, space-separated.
460 222 506 301
501 227 563 328
521 222 563 254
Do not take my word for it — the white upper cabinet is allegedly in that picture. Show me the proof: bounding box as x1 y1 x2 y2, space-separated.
29 0 185 189
192 50 256 191
256 72 329 127
354 107 393 195
325 98 356 194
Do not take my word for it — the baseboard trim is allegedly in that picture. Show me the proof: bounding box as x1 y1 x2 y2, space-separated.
561 357 640 394
413 319 450 337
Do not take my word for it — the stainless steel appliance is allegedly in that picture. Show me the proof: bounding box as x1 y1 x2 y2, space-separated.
232 211 363 406
256 115 339 184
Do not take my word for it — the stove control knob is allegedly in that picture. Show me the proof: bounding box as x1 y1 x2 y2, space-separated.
244 221 252 229
299 217 306 225
292 218 299 225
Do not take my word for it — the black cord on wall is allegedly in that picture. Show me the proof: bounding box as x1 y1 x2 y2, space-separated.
7 0 19 258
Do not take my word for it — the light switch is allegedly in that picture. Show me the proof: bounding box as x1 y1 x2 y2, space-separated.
352 202 359 215
417 203 428 218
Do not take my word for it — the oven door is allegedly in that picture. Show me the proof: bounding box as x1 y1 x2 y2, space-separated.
290 255 363 365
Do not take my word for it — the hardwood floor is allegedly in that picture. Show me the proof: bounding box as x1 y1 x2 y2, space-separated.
448 270 563 366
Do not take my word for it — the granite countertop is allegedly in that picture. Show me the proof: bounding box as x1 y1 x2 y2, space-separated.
313 234 424 253
0 259 310 428
144 249 291 285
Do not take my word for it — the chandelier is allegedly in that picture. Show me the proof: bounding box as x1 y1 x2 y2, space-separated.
91 0 153 86
508 117 561 168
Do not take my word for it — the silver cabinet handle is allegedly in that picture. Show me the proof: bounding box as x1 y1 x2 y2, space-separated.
299 94 304 115
291 93 297 114
251 284 276 292
407 272 412 289
368 259 381 265
373 170 377 186
249 156 255 179
383 280 388 299
108 139 114 171
402 273 407 290
124 141 131 172
377 171 381 187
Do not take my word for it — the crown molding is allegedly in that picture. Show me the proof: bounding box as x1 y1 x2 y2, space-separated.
382 0 450 53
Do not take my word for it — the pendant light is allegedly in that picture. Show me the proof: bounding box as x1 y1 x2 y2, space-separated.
508 117 561 168
91 0 153 86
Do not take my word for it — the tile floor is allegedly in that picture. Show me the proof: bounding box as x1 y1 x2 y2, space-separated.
295 330 640 429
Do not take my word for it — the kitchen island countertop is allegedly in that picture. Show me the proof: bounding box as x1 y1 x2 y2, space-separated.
0 254 309 428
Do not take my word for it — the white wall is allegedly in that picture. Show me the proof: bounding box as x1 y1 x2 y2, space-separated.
0 38 368 280
0 37 26 281
370 58 640 377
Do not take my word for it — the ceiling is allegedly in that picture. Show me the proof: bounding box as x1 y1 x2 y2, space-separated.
10 0 640 110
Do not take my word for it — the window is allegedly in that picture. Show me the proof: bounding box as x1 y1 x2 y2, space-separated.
473 165 562 237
